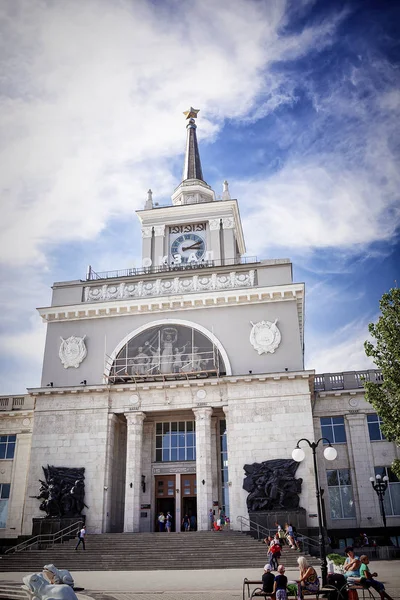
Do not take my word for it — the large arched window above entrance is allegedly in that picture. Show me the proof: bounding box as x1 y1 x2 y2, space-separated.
106 320 231 383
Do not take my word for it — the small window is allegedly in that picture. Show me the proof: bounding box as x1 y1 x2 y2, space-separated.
0 435 16 460
367 414 386 441
320 417 346 444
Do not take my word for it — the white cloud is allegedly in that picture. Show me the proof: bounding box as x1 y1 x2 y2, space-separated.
306 320 376 374
0 0 345 268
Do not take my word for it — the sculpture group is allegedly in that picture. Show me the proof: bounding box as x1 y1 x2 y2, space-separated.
243 459 302 512
22 565 77 600
114 326 218 377
32 466 86 518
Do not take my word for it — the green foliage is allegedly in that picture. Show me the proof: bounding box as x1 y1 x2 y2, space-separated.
327 553 346 566
364 287 400 479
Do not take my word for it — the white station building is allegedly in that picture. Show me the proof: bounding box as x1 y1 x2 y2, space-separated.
0 110 399 548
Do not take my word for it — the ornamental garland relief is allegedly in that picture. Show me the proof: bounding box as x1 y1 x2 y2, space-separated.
249 319 281 355
59 335 87 369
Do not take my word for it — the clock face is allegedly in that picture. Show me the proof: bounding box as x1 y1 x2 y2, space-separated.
170 233 206 263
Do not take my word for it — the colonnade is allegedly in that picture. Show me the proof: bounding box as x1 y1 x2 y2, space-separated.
122 407 215 532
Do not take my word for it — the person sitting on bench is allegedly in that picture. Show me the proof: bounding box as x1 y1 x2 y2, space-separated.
359 555 394 600
262 564 275 595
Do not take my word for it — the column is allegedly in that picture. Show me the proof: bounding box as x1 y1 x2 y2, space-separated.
345 413 380 527
222 217 236 263
124 411 146 532
153 224 166 266
193 407 213 531
208 219 221 263
102 414 118 533
9 433 32 535
141 226 153 267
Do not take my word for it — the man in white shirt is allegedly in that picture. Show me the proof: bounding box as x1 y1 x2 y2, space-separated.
75 526 86 550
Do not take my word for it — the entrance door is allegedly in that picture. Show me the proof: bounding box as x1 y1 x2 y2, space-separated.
155 475 176 531
181 474 197 531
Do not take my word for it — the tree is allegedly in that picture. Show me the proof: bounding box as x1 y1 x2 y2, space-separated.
364 287 400 479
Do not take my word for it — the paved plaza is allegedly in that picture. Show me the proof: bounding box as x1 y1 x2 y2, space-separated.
1 562 400 600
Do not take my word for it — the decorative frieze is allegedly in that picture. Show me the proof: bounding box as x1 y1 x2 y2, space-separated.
84 270 256 302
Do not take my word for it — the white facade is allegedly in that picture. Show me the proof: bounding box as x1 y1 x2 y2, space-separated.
0 113 399 545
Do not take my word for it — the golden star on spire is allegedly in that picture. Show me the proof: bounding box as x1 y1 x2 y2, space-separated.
183 107 200 119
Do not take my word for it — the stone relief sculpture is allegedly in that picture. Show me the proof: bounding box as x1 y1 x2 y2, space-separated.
243 459 302 511
59 336 87 369
43 565 74 587
249 319 281 354
32 466 86 517
22 573 78 600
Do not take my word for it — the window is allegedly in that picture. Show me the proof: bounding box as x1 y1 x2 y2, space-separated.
320 417 346 444
327 469 356 519
374 467 400 516
367 414 386 441
0 435 16 460
155 421 196 462
220 419 230 518
0 483 10 528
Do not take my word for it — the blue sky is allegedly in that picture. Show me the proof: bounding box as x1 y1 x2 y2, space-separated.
0 0 399 394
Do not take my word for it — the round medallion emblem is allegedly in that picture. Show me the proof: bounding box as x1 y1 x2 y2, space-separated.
249 319 281 355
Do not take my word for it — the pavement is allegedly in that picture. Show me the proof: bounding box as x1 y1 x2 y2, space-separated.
0 562 399 600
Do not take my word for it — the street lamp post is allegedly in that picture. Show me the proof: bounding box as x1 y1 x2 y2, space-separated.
370 474 389 530
292 438 337 587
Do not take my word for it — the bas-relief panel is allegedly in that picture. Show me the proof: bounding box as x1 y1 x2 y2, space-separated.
83 270 256 302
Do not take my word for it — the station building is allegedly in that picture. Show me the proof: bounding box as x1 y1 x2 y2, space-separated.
0 112 399 547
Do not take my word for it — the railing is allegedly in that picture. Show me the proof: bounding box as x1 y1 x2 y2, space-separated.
237 515 320 554
314 370 383 392
5 520 83 554
0 397 26 411
86 256 258 281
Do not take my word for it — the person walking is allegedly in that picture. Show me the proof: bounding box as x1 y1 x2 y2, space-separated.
209 509 214 530
269 536 281 571
75 525 86 551
158 512 165 532
182 513 190 531
190 514 197 531
165 511 172 532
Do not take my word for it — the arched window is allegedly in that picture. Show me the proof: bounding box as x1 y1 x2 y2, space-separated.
108 323 227 383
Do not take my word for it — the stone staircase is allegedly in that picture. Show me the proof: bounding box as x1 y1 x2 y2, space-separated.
0 531 315 572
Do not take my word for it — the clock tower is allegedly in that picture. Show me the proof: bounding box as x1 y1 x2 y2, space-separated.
136 108 246 268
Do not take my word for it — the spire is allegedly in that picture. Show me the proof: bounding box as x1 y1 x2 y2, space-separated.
144 189 153 210
182 107 205 182
222 180 231 200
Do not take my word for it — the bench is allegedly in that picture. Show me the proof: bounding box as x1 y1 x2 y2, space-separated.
243 578 350 600
243 579 274 600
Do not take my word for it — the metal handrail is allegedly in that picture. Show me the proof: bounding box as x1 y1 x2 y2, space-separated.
5 520 83 554
86 256 259 281
236 515 320 548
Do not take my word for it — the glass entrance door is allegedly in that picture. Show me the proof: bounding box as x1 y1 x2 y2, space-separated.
181 474 197 531
155 475 176 531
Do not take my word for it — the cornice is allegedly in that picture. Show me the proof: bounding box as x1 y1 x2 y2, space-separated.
37 283 305 340
27 369 314 397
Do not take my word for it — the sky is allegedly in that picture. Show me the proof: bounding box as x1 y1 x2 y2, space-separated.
0 0 399 394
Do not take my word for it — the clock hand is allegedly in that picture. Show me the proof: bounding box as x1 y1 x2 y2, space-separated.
182 242 202 251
